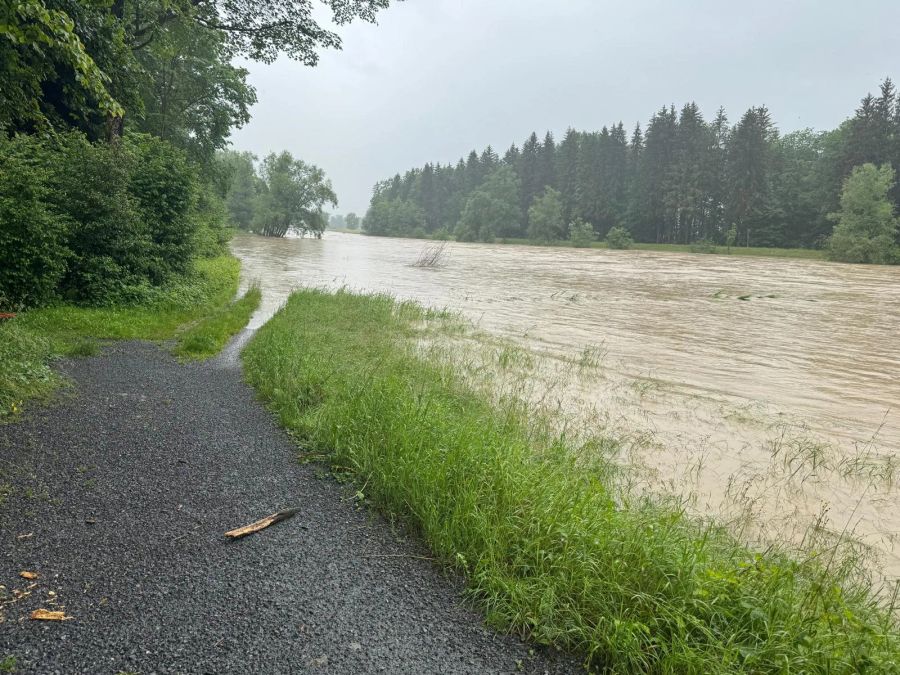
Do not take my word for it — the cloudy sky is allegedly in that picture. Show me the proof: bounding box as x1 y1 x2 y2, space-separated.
229 0 899 215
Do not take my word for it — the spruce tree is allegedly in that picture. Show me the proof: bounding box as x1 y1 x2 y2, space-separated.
727 106 777 246
519 132 542 228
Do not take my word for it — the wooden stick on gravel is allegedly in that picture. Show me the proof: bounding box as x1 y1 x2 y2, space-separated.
224 507 301 539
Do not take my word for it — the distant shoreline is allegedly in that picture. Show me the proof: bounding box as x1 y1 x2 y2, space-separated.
328 229 826 261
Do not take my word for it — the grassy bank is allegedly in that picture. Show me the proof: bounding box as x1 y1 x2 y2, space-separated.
173 283 261 360
1 256 252 419
491 237 827 260
242 289 898 673
357 230 827 261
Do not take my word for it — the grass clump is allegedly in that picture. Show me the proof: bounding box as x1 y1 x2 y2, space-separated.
1 256 242 420
13 256 241 345
173 284 261 360
242 289 899 673
0 322 57 419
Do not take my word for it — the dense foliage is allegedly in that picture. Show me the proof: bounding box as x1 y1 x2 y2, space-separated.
365 79 900 260
1 0 384 308
1 0 391 144
0 132 228 307
828 164 899 263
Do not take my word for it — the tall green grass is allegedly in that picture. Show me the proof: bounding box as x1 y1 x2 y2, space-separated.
242 289 899 673
173 284 261 360
0 256 243 419
13 256 242 344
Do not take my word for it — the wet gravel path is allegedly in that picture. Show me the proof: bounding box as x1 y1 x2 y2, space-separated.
0 341 579 674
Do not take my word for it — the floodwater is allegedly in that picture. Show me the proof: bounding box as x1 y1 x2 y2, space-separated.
232 231 900 578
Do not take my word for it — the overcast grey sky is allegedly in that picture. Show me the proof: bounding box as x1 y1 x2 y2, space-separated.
229 0 900 215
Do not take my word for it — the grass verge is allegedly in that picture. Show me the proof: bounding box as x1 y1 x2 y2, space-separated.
1 256 243 420
242 288 898 673
494 238 826 260
358 231 826 261
173 284 261 360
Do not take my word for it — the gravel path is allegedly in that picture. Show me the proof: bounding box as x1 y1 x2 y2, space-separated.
0 339 580 674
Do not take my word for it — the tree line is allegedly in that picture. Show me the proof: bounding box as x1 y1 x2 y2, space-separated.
364 79 900 260
1 0 387 308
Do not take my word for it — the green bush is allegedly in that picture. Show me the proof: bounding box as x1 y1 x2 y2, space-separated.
690 238 718 254
828 163 899 264
0 136 70 308
125 134 198 282
0 131 210 308
568 218 595 248
49 133 149 304
605 225 633 249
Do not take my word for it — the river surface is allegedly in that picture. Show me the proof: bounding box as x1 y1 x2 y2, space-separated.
232 231 900 578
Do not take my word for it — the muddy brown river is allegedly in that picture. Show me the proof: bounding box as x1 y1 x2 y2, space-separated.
232 231 900 579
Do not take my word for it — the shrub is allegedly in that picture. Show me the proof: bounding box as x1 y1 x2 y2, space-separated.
690 238 718 254
125 134 198 282
828 163 899 264
568 218 594 248
48 133 149 304
0 135 70 308
605 225 633 249
0 131 210 308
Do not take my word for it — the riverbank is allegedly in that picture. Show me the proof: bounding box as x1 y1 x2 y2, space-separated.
346 230 827 261
0 256 258 421
242 288 900 672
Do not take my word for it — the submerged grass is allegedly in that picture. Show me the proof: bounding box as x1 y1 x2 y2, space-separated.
173 284 261 360
242 289 899 673
0 256 243 419
399 232 827 261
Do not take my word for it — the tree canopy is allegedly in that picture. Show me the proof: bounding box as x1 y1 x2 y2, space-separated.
230 151 338 238
1 0 395 146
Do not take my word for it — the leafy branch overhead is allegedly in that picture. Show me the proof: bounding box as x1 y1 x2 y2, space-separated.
185 0 394 64
1 0 124 121
1 0 396 140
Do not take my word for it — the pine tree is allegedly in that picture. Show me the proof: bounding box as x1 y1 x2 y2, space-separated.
480 145 499 173
519 132 541 228
556 128 580 224
706 107 730 241
728 106 777 246
664 102 710 243
503 143 520 166
465 150 483 192
418 163 437 231
538 131 557 192
640 106 678 242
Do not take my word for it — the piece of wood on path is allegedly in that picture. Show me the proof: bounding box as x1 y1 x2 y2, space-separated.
224 507 301 540
30 609 72 621
19 571 38 580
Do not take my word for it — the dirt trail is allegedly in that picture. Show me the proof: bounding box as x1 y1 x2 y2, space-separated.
0 341 577 674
